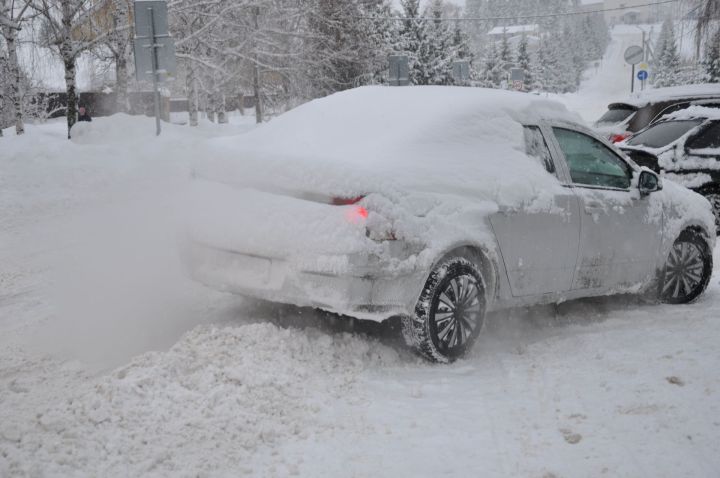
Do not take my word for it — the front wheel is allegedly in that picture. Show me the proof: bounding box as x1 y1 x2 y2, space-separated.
659 230 713 304
402 257 487 363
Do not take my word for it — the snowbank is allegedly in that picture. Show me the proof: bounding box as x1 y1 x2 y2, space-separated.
0 323 402 477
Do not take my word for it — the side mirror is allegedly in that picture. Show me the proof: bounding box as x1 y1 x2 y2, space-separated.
639 169 662 196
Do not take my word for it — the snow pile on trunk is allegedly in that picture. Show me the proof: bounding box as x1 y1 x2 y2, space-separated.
0 323 401 477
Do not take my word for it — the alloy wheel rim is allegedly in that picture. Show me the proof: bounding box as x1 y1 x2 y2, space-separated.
434 275 482 351
663 241 705 300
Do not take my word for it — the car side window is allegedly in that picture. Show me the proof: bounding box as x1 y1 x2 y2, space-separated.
686 122 720 150
523 126 556 175
552 127 632 189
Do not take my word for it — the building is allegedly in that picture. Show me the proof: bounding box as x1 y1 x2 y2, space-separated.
578 0 670 25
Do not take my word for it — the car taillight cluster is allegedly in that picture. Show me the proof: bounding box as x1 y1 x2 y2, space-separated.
611 133 631 143
332 195 394 240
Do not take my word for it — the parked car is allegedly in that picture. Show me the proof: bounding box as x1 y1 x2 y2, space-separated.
594 84 720 142
618 105 720 233
187 87 716 363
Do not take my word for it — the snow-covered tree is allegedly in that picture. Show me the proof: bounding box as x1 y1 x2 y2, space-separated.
31 0 116 138
1 0 32 135
481 40 504 88
516 34 533 90
654 19 680 87
703 26 720 83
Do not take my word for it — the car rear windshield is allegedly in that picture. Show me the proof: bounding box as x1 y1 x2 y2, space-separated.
626 119 704 148
596 107 636 125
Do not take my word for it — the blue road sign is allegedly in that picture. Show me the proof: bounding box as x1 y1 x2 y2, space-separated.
637 70 648 81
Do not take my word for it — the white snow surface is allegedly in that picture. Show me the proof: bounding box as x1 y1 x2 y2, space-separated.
3 75 720 477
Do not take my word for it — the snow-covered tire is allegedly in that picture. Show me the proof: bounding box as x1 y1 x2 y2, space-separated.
402 257 487 363
700 191 720 236
659 230 713 304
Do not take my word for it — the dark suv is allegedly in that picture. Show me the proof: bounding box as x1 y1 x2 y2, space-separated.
595 84 720 143
618 106 720 233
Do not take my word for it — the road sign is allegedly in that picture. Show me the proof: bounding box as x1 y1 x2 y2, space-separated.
624 45 644 65
637 70 648 81
133 0 176 136
510 68 524 82
452 61 470 84
512 80 524 91
134 1 176 83
388 55 409 86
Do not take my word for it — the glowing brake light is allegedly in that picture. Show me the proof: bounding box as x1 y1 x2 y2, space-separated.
611 133 630 143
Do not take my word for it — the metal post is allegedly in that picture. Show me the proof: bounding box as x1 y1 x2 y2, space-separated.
147 7 161 136
641 30 646 91
631 64 635 94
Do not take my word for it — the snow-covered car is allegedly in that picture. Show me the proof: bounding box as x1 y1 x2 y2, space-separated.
187 87 716 362
618 106 720 233
594 84 720 142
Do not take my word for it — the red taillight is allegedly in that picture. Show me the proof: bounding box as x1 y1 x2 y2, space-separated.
611 133 630 143
332 196 368 223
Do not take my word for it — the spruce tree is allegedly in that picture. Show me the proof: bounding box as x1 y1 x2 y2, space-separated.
703 27 720 83
654 20 680 87
516 34 533 90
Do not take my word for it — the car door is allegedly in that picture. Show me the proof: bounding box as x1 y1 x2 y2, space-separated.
685 121 720 169
549 126 663 291
489 124 581 297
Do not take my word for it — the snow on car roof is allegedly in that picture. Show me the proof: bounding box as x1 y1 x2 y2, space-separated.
199 86 581 206
621 84 720 108
662 105 720 121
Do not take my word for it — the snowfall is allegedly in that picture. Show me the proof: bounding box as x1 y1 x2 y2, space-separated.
2 27 720 478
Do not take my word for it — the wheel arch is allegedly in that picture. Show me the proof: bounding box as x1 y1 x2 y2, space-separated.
427 242 501 309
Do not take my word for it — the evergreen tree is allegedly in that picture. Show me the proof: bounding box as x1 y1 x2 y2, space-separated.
482 41 504 88
516 34 533 90
703 27 720 83
499 30 512 68
654 20 680 87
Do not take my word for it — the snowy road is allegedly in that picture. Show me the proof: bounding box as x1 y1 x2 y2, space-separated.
2 42 720 475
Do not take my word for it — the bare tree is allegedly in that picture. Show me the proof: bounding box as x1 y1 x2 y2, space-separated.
1 0 33 135
30 0 115 138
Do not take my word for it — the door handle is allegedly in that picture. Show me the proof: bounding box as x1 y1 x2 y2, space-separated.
584 201 604 214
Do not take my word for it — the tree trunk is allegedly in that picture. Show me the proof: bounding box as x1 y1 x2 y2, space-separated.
217 93 227 124
187 62 198 127
61 1 76 139
5 28 24 135
115 53 129 113
64 56 77 139
253 64 262 124
252 6 263 124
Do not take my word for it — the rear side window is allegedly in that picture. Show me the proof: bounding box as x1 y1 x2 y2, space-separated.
627 119 704 148
596 107 635 125
523 126 556 175
553 128 631 189
686 122 720 150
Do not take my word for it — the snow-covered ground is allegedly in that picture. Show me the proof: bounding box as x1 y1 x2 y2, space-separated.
2 35 720 477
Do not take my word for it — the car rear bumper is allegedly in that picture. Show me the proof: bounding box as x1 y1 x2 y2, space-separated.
187 242 427 321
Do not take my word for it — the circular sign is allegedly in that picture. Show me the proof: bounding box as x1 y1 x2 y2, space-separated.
624 45 644 65
637 70 648 81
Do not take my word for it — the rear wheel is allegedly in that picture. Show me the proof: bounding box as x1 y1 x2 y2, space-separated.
402 257 486 363
659 230 713 304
